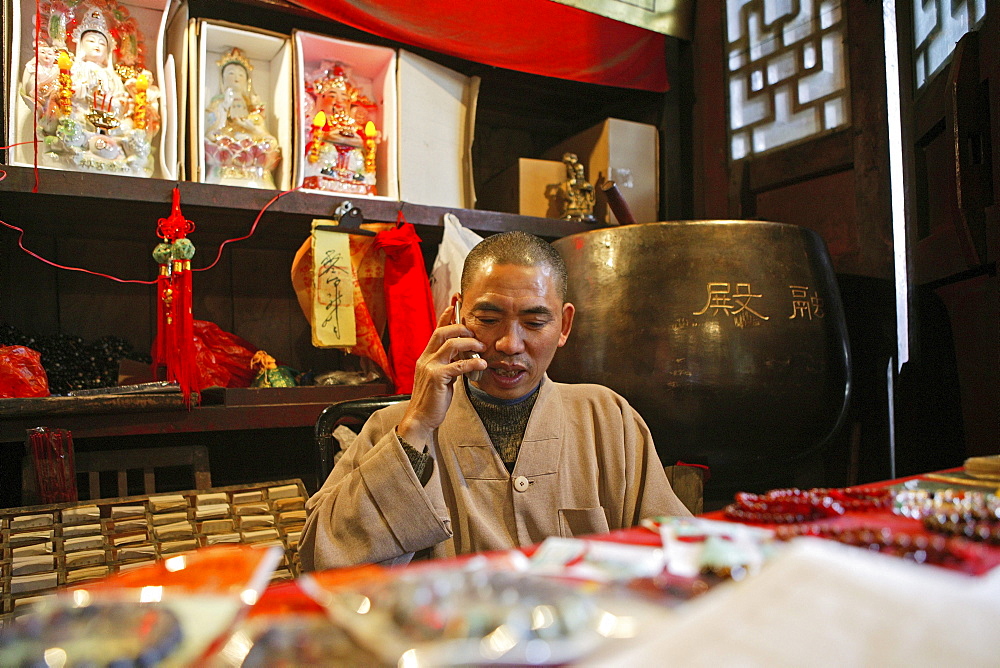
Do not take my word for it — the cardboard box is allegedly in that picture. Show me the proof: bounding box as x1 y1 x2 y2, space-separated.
478 158 566 218
293 31 398 200
6 0 181 179
396 50 479 209
190 20 293 190
542 118 659 225
161 3 188 179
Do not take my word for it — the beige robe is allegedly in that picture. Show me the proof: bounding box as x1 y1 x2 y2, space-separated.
300 376 691 571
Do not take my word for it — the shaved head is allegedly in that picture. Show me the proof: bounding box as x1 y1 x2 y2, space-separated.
461 231 568 301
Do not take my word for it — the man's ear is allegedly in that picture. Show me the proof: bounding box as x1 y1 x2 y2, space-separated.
558 302 575 347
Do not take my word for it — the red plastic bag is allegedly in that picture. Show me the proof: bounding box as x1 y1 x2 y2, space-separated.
192 321 259 390
153 321 259 391
0 346 50 398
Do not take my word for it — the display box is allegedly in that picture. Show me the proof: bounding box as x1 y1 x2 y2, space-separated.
5 0 180 179
396 50 479 209
277 32 479 206
477 157 566 219
190 20 293 190
293 30 398 200
542 118 659 225
162 1 189 179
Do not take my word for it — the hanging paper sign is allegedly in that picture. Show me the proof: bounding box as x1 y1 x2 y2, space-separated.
546 0 693 40
311 221 356 347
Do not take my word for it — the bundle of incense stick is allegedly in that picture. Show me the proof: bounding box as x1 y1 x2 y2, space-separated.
27 428 76 503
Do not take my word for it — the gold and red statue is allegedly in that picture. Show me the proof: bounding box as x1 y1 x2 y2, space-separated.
546 152 596 223
302 62 380 195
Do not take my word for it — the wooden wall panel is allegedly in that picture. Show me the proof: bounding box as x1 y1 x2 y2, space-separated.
936 271 999 457
54 237 156 350
191 245 236 335
690 0 729 219
845 0 893 281
1 217 60 335
229 246 300 364
690 0 892 279
754 170 862 262
226 244 350 375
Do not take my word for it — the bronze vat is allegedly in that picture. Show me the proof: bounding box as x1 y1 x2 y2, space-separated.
549 221 851 493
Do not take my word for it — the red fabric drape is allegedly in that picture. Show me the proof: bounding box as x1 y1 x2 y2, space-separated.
373 223 437 393
290 0 669 92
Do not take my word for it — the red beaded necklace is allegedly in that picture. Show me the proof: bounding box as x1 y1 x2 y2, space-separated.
723 487 893 524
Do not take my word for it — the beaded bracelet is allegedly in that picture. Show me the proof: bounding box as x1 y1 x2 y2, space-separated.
894 488 1000 521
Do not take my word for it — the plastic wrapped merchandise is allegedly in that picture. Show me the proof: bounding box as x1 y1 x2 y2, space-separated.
214 614 379 667
0 544 283 666
300 561 621 665
0 600 184 666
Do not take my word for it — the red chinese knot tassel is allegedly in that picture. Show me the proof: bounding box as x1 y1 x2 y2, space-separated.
152 188 198 407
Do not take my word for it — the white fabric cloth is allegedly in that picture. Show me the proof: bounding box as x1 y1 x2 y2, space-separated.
594 537 1000 667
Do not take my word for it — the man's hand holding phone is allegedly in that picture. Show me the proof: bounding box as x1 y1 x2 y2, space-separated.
397 300 487 448
454 300 483 382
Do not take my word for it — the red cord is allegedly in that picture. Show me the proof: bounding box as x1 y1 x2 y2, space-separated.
194 186 302 272
0 216 157 284
0 162 303 283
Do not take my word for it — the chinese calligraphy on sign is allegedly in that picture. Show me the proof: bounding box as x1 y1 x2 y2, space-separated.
311 225 356 347
692 282 825 325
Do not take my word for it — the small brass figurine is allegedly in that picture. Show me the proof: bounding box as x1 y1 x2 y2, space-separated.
546 153 596 223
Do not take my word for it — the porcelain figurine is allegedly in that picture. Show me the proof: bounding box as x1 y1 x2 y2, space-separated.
302 62 380 196
19 2 161 177
203 47 282 189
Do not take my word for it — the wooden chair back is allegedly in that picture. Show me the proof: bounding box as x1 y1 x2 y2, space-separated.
74 445 211 500
663 464 705 515
314 395 411 481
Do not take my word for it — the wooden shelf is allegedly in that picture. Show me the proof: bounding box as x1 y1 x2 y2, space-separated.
0 384 393 444
0 165 605 242
0 0 675 507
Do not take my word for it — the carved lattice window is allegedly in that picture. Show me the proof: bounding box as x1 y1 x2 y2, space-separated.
725 0 850 160
913 0 986 90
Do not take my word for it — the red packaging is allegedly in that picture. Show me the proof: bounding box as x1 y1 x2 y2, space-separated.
0 345 50 398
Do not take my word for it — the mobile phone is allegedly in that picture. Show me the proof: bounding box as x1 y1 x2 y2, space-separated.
454 301 484 382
